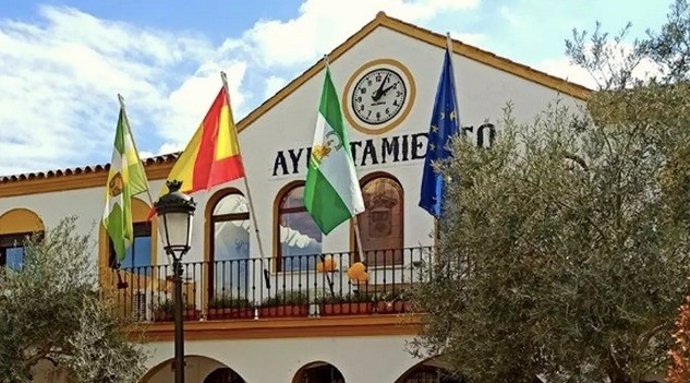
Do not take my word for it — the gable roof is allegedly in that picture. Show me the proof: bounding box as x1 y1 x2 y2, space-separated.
0 11 591 198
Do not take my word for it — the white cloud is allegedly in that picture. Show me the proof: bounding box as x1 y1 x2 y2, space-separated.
536 57 598 89
263 76 288 99
448 31 485 45
241 0 478 67
536 42 663 91
0 0 481 176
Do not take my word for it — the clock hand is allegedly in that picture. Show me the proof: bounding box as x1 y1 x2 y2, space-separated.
379 84 396 97
372 73 390 101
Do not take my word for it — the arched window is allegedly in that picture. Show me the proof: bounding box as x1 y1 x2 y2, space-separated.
0 208 44 270
357 173 404 265
208 189 250 300
276 182 322 271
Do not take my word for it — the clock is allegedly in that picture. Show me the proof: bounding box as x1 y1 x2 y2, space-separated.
343 59 416 135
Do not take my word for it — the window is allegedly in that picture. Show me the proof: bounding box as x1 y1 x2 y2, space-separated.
109 222 152 270
0 233 31 270
358 174 404 265
0 208 44 271
209 191 250 298
276 183 322 271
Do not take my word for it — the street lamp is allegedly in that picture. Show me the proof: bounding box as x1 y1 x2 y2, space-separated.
154 180 196 383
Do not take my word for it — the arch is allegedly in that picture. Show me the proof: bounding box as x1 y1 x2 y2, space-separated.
203 367 247 383
205 188 251 307
353 171 404 265
139 355 247 383
291 361 346 383
274 181 322 271
0 208 44 234
0 208 44 270
394 358 465 383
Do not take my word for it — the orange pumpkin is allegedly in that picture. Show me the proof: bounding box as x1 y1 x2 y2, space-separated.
316 256 337 273
347 262 367 281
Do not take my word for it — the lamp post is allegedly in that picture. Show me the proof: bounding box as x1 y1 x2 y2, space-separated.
154 180 196 383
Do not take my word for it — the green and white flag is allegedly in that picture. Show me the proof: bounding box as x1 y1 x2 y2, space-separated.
305 67 365 234
103 96 150 261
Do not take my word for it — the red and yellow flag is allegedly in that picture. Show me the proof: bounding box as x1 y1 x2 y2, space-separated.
166 87 245 194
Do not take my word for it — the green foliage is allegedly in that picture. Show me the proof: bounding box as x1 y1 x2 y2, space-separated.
411 3 690 382
412 81 690 383
208 295 251 309
0 217 148 383
261 291 309 306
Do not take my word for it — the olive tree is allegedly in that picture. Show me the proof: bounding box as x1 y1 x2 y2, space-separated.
411 2 690 382
0 217 148 383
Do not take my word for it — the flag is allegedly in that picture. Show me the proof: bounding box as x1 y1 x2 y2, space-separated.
103 100 151 261
304 67 365 234
419 44 460 218
164 86 245 195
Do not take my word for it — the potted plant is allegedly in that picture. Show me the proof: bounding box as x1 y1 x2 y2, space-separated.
207 295 253 320
259 291 309 318
376 289 413 314
153 299 200 322
317 292 375 316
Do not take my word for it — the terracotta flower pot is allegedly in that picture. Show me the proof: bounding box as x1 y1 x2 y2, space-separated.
153 308 199 322
376 300 413 314
319 302 374 316
207 307 254 320
259 304 309 318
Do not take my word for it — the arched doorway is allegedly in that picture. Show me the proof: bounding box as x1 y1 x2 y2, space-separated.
203 367 246 383
292 361 345 383
395 359 465 383
140 356 247 383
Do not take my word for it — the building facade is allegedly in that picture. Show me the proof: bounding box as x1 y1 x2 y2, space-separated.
0 12 588 383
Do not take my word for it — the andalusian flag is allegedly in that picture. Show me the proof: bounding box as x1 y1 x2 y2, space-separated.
103 97 150 261
304 67 365 234
163 86 245 195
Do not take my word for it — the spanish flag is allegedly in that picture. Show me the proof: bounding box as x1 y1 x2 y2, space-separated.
165 86 245 194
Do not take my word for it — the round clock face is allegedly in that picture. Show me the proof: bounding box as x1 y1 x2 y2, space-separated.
351 68 407 125
343 59 415 135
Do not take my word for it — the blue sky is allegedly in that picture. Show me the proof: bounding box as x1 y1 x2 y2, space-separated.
0 0 669 176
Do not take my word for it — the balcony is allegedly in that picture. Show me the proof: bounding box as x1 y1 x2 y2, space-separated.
105 247 433 322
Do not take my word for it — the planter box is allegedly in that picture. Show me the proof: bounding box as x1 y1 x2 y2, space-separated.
319 302 374 316
376 300 413 314
258 304 309 318
153 308 200 322
207 307 254 320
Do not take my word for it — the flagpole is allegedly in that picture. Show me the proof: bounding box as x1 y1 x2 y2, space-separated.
117 94 156 207
321 54 367 264
219 72 268 261
352 215 366 263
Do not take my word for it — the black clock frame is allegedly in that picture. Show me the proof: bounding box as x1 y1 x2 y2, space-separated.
351 68 408 126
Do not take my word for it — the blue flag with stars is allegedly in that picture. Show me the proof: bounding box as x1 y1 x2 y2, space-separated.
419 45 460 218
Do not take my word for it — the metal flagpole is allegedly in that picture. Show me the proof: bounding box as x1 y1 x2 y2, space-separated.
219 72 268 260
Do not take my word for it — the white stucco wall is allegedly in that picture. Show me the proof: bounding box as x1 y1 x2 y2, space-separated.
1 21 587 383
143 335 420 383
0 25 584 265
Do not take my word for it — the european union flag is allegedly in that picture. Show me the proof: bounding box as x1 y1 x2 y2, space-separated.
419 45 460 218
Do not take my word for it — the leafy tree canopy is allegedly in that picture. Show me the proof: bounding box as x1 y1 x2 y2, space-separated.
411 1 690 383
0 217 148 383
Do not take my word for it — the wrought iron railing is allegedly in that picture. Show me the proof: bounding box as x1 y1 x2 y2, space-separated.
104 247 433 322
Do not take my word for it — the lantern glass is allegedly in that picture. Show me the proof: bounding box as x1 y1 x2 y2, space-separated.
159 211 192 252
